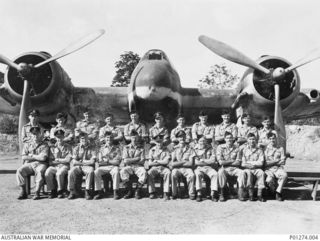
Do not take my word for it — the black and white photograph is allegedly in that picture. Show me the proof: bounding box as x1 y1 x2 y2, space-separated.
0 0 320 237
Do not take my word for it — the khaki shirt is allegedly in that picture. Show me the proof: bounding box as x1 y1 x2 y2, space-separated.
76 120 99 139
99 145 121 164
237 125 258 140
215 123 238 141
72 144 97 163
49 142 72 167
191 145 216 167
149 125 169 143
170 126 191 143
99 125 123 141
171 145 193 164
241 145 264 167
216 143 240 167
22 141 49 164
123 122 148 140
149 146 171 162
122 144 145 166
264 145 285 168
21 122 44 143
191 122 215 141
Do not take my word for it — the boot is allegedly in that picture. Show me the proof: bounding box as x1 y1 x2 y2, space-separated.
85 189 93 200
68 191 76 200
257 188 266 202
57 190 65 199
93 190 104 200
149 192 156 199
164 192 170 201
196 191 202 202
249 188 256 201
33 191 40 200
276 192 284 201
238 188 246 201
211 191 219 202
113 190 120 200
135 187 142 199
219 188 226 202
17 186 27 200
48 189 57 199
123 182 133 199
229 186 237 199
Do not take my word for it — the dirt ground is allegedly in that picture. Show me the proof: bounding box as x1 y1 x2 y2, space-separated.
0 154 320 234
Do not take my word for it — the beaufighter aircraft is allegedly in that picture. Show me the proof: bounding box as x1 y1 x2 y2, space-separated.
1 30 320 152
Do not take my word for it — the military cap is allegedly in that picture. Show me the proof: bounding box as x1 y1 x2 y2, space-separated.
154 112 164 119
154 135 164 142
199 110 208 117
129 110 138 115
198 136 207 142
54 128 65 137
176 113 185 120
78 132 88 138
247 132 256 139
241 113 250 119
267 132 277 139
105 113 114 118
175 130 186 138
263 116 272 121
56 112 67 119
224 131 233 138
29 126 41 134
221 109 231 116
28 109 40 116
130 129 139 136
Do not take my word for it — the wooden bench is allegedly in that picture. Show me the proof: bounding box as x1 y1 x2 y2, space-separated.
285 158 320 201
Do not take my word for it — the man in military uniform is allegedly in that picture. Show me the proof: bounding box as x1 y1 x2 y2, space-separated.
120 130 147 199
98 113 123 146
149 112 170 146
68 132 96 200
192 136 218 202
191 111 214 144
241 133 266 202
45 129 72 199
123 111 148 144
170 130 195 200
94 132 121 200
147 135 171 200
16 126 49 200
258 116 276 149
21 109 44 144
49 113 74 145
217 132 246 201
215 109 238 145
170 114 191 145
237 113 258 146
75 111 99 147
264 132 287 201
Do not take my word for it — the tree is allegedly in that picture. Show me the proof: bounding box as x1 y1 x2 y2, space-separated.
198 63 240 89
111 51 141 87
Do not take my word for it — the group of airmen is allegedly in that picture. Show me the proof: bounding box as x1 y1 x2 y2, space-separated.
16 108 288 202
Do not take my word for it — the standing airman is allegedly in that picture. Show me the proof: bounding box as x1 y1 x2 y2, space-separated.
98 113 123 146
123 111 148 145
120 130 147 199
16 126 49 200
241 133 266 202
94 132 121 200
170 130 195 200
75 111 99 147
258 116 276 149
191 111 215 144
45 129 72 199
147 135 171 200
21 109 44 144
149 112 170 146
49 113 74 145
215 109 238 145
170 114 191 145
264 132 288 201
192 137 219 202
237 113 258 146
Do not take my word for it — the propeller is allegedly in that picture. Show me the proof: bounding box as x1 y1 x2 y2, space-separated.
274 84 286 152
198 35 270 75
0 29 105 152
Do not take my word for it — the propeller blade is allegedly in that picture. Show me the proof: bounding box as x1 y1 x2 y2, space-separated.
34 29 105 68
0 54 21 71
274 84 286 152
285 48 320 73
198 35 270 75
18 80 30 152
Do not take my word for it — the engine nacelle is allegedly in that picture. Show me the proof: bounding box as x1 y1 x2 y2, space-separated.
238 55 300 124
2 52 74 122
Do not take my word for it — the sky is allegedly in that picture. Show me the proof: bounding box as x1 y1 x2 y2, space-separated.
0 0 320 89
